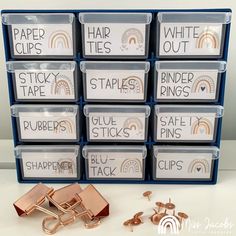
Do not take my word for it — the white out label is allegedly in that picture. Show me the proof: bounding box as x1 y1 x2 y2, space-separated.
21 151 78 178
156 70 219 100
88 112 146 141
156 112 216 141
11 24 73 56
87 152 144 179
83 23 146 56
14 70 75 100
18 112 77 140
155 152 213 179
86 69 145 100
159 23 223 56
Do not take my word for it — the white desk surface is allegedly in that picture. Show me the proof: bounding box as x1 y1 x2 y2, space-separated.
0 140 236 236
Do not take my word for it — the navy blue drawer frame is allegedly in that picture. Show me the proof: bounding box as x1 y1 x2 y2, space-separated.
1 8 231 184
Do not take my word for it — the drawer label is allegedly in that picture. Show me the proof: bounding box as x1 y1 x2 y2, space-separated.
83 23 146 56
155 152 213 179
18 112 77 140
156 70 219 100
14 70 75 100
86 69 145 100
11 24 73 56
88 112 146 141
87 152 143 179
159 23 223 56
156 112 216 141
21 151 77 178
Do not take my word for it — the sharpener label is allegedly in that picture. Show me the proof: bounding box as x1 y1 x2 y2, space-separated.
22 151 77 178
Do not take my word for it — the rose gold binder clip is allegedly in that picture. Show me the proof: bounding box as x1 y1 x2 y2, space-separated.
13 183 109 235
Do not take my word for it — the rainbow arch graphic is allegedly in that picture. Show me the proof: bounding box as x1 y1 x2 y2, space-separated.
120 158 142 173
191 75 215 93
54 118 74 134
188 159 210 173
158 215 180 234
191 118 213 135
123 117 143 135
121 28 144 51
51 75 73 96
48 31 71 49
122 76 144 94
196 30 219 49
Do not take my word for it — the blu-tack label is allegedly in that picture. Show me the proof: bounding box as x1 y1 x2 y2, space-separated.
156 70 219 100
11 24 73 56
86 69 145 100
88 112 146 141
18 112 77 140
156 112 216 141
87 152 143 179
83 23 146 56
21 151 78 178
159 23 223 56
14 70 75 100
155 152 213 179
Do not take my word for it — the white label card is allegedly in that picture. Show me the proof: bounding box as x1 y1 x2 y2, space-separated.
87 152 143 179
156 69 219 100
155 152 213 179
18 112 77 140
86 69 145 100
22 151 77 178
84 23 146 56
156 112 216 141
14 69 75 100
11 24 73 56
159 23 223 56
88 112 146 141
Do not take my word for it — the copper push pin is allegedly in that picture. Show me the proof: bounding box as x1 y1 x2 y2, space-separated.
150 209 167 225
143 191 152 201
165 198 175 210
178 212 188 225
123 212 144 232
155 202 165 213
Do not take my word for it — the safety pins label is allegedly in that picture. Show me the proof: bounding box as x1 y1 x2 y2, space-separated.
21 152 77 178
87 152 143 179
14 70 75 100
83 23 146 56
159 23 223 56
156 112 216 141
156 70 219 100
88 112 146 141
11 24 73 56
18 112 77 140
86 69 145 100
155 152 213 179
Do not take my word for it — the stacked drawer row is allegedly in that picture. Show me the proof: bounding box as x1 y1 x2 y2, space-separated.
2 9 231 183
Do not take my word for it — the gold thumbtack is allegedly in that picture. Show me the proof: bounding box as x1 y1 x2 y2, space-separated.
143 191 152 201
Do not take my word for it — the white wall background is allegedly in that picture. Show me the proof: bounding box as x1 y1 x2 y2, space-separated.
0 0 235 139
